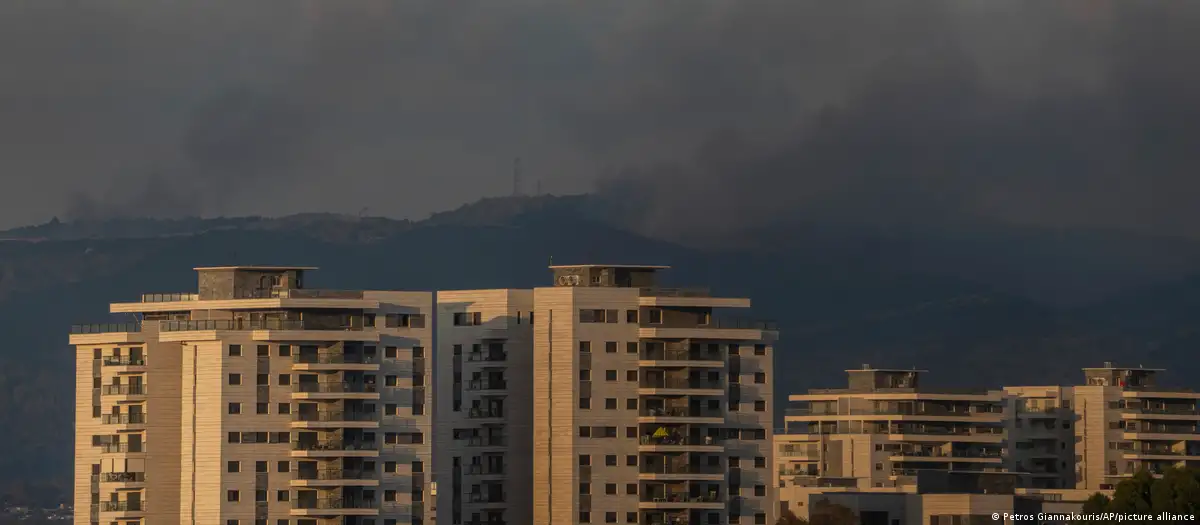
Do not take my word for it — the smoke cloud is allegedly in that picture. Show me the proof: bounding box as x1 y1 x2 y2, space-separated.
1 1 1199 238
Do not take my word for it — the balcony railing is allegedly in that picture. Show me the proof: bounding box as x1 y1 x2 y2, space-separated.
466 380 507 391
234 288 365 300
468 408 504 419
706 318 777 331
102 414 145 425
466 436 507 447
465 464 506 475
293 498 377 510
100 443 145 453
466 493 506 503
1126 406 1200 416
466 352 508 362
101 472 145 483
640 378 722 390
102 355 145 366
140 293 198 302
295 469 377 481
101 385 146 396
640 493 720 504
160 319 368 332
100 501 143 512
640 348 723 362
293 411 378 423
292 439 378 452
294 383 378 394
640 464 724 475
293 354 379 365
891 449 1004 459
639 287 712 298
640 435 723 446
640 407 723 418
71 323 142 334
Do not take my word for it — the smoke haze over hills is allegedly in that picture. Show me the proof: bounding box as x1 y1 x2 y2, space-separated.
1 1 1199 240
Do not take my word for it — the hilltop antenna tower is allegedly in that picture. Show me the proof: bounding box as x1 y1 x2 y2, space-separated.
512 157 523 197
536 179 542 196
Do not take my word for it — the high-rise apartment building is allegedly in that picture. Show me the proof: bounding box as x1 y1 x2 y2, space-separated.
529 264 778 525
434 289 535 525
71 266 434 525
776 363 1200 520
777 368 1007 494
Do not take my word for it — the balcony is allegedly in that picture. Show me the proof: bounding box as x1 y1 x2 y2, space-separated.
293 382 379 400
291 498 378 516
639 464 725 481
466 436 507 448
465 464 506 477
99 443 145 454
159 319 379 343
72 323 142 334
639 378 723 396
638 492 723 510
467 351 508 363
639 435 723 452
292 411 379 429
293 353 380 371
639 348 724 366
638 318 777 341
102 355 146 367
465 492 506 505
639 407 724 423
638 287 752 309
467 408 505 420
99 501 144 517
466 380 508 391
292 439 379 458
140 293 199 302
101 414 145 429
100 472 145 488
293 469 379 487
101 385 147 401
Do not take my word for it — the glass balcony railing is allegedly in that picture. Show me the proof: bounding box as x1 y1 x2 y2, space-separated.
293 498 376 510
293 383 378 394
101 385 146 396
101 414 145 425
160 319 368 332
468 408 504 419
100 501 143 512
293 411 378 423
466 436 507 447
639 378 722 390
466 352 508 362
293 354 379 365
101 472 145 483
640 408 723 418
71 323 142 334
295 469 377 481
466 380 507 391
292 439 378 452
102 356 145 366
640 492 720 504
99 443 145 453
639 464 725 475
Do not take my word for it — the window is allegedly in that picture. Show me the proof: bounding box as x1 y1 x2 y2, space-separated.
277 490 289 502
754 344 766 355
227 521 238 525
227 461 240 473
626 398 638 410
229 344 242 357
626 484 637 495
227 490 239 502
228 403 241 415
626 310 638 323
755 456 766 468
648 308 663 324
627 512 638 523
385 346 397 358
626 342 638 353
579 454 591 466
754 372 766 384
579 398 591 409
579 483 591 494
257 345 269 357
385 462 396 473
605 370 617 381
257 374 268 385
228 432 240 443
626 370 637 381
605 455 617 466
605 341 617 353
278 461 289 473
754 485 765 497
605 398 617 410
278 345 291 357
580 512 591 523
385 375 397 387
606 511 618 523
228 373 242 385
580 370 591 381
579 341 591 353
754 400 766 412
278 374 291 386
386 404 398 416
626 427 637 438
254 460 267 473
755 513 767 525
626 455 637 466
605 483 617 495
255 490 267 502
257 403 269 414
579 426 592 438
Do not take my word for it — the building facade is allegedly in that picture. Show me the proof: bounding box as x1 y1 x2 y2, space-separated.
72 266 434 525
531 265 778 525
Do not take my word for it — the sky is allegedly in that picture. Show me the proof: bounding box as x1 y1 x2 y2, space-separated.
0 1 1198 238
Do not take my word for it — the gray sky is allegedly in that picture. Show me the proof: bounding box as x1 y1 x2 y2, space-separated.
1 1 1198 237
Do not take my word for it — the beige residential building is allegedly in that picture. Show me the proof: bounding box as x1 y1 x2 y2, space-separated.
71 266 434 525
434 289 535 525
777 368 1007 493
530 264 779 525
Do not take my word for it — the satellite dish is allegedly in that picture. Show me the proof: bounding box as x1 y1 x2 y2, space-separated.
556 275 581 286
